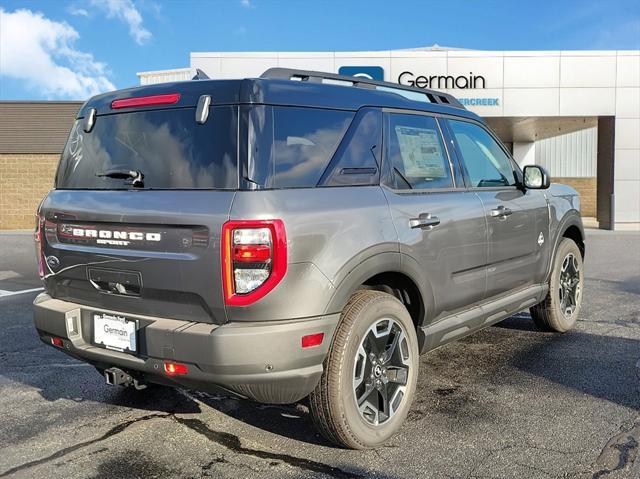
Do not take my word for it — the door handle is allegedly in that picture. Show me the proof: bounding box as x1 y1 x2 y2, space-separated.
490 205 513 218
409 213 440 230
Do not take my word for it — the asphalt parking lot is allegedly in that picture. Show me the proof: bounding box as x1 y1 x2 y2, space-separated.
1 229 639 478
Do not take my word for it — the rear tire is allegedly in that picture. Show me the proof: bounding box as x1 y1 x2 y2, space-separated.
530 238 584 332
309 290 419 449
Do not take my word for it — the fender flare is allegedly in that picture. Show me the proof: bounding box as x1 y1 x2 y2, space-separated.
323 251 435 349
324 252 402 315
545 210 584 282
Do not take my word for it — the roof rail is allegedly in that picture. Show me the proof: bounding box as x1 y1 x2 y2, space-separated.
260 68 465 109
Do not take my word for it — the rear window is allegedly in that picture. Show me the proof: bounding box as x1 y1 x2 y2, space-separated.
245 106 354 188
56 106 238 190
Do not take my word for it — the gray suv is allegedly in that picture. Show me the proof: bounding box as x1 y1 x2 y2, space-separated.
33 68 585 449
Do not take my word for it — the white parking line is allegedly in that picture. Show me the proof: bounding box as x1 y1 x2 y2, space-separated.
0 287 44 298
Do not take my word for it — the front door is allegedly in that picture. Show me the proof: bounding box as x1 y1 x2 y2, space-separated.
445 118 550 298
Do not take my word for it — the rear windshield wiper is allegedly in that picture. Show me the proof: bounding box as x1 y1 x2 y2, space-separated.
96 169 144 187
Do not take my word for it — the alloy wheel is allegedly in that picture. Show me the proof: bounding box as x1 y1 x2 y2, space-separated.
558 252 581 319
353 318 411 426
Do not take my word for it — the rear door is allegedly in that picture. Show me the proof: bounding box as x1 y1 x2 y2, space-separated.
445 118 549 298
39 103 239 324
382 111 487 323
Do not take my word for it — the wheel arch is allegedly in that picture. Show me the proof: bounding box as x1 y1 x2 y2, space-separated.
324 252 432 351
562 224 585 258
546 211 585 282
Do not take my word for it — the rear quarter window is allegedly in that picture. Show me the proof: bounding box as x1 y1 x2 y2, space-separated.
245 106 354 188
56 106 238 190
318 108 382 187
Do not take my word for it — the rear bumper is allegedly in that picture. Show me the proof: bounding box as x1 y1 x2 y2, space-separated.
33 293 339 403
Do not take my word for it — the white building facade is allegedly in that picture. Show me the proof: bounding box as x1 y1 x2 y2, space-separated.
139 47 640 230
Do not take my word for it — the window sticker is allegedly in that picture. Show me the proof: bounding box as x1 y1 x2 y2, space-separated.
394 126 446 177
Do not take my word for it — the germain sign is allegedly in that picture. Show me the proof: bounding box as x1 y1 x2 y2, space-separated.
397 71 486 89
396 70 499 107
338 66 498 107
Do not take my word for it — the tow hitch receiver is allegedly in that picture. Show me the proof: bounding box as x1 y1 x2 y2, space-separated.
104 367 147 390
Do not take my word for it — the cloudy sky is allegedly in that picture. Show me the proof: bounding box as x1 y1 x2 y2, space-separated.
1 0 639 100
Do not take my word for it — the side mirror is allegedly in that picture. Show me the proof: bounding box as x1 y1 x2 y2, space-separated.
523 165 550 189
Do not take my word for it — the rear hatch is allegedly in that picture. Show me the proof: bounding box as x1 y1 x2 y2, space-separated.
38 86 240 324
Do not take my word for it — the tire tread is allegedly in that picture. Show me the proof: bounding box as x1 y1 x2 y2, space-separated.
309 290 411 449
530 238 583 333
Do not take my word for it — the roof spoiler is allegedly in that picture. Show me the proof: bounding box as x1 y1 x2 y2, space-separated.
260 67 465 109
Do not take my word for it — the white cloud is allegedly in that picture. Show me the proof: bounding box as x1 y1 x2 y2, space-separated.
0 8 115 99
68 5 90 17
240 0 253 9
90 0 151 45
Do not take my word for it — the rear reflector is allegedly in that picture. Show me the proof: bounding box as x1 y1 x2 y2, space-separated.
111 93 181 109
301 333 324 348
164 362 188 376
51 337 63 347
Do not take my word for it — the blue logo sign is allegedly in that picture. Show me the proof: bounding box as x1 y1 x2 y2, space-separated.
338 66 384 81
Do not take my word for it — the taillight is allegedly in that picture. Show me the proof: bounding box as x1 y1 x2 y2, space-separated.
34 211 45 280
221 220 287 306
111 93 180 109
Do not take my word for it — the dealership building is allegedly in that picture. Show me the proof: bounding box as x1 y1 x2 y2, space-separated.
0 46 638 230
138 46 640 231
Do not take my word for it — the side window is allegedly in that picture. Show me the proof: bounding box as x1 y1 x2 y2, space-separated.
247 106 354 188
319 108 382 187
385 113 453 190
448 119 516 188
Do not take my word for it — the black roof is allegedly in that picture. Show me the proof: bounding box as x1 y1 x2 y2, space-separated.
78 69 482 123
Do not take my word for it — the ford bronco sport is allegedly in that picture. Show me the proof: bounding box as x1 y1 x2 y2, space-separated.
33 68 585 449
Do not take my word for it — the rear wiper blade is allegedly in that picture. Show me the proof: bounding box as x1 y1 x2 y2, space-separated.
96 169 144 187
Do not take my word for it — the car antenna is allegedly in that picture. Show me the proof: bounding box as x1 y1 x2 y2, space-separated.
192 68 210 80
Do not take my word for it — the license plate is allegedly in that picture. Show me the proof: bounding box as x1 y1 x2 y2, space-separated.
93 314 137 353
